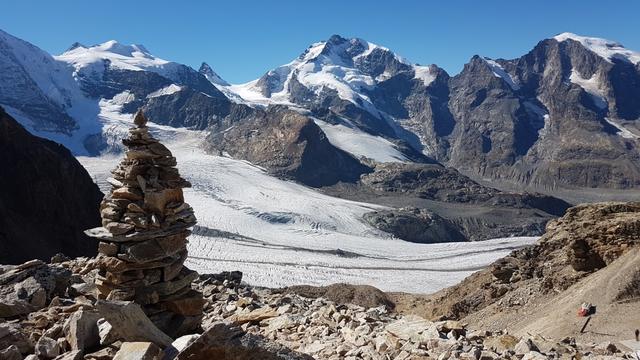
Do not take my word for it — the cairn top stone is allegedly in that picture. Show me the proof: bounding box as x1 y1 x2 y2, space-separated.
133 109 148 128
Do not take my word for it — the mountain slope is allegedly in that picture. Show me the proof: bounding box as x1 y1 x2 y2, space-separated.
216 33 640 191
0 29 78 133
441 33 640 189
0 106 103 264
395 202 640 342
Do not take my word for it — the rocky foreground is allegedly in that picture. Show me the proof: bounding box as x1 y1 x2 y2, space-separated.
0 252 637 360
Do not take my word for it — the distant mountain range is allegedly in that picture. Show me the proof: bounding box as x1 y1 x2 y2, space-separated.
1 29 639 191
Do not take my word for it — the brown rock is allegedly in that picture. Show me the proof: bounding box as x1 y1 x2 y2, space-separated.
98 242 119 256
133 110 148 128
134 269 198 304
35 336 60 358
112 187 143 202
228 306 279 325
64 309 101 351
174 322 313 360
53 350 83 360
143 188 184 215
159 290 204 316
127 203 145 213
97 250 186 273
147 142 172 157
105 222 135 236
0 323 33 354
113 342 161 360
162 255 187 281
0 345 22 360
95 300 173 347
101 206 122 221
85 223 191 243
118 232 188 263
84 343 121 360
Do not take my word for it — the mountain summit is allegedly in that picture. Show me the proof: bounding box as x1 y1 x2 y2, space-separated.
199 62 229 86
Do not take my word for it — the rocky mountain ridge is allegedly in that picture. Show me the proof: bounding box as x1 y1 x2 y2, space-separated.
1 29 639 192
219 33 640 190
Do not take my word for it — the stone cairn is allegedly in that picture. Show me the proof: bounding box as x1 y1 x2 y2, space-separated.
85 109 203 336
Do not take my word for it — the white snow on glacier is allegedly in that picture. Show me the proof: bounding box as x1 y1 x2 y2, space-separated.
78 110 536 294
313 118 410 163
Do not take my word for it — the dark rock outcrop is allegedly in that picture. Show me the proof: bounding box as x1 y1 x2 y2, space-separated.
360 162 571 214
206 106 372 187
0 107 102 264
322 161 571 241
363 207 466 243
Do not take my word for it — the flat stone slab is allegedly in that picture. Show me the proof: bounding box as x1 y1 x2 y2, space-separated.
85 223 192 243
96 300 173 347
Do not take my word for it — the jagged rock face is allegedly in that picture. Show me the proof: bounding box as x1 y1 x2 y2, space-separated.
0 107 102 264
439 38 640 189
198 62 229 86
206 107 372 187
368 67 454 160
85 110 203 336
251 35 434 143
241 34 640 190
142 88 233 130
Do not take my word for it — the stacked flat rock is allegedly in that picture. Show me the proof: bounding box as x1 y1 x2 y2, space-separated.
85 110 203 336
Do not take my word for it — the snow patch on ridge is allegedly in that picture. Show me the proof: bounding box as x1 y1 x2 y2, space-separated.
413 65 436 87
55 40 184 81
483 57 520 90
605 118 640 139
313 118 410 163
554 33 640 65
147 84 182 98
111 91 135 105
569 70 608 109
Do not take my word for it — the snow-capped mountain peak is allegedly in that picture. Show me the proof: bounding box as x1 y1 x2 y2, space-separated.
221 35 436 113
66 42 86 52
553 32 640 65
93 40 151 57
198 62 229 86
55 40 172 75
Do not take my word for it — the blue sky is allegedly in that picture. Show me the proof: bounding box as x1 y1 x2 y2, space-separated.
2 0 639 83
